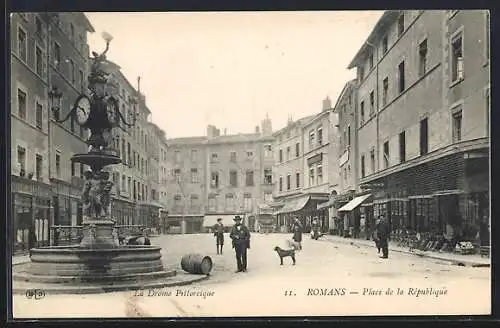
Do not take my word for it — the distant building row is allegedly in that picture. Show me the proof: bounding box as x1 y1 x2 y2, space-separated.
163 10 490 245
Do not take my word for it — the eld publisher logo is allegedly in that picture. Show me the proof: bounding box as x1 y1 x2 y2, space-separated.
25 289 46 300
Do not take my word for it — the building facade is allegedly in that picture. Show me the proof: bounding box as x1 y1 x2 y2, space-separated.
335 80 359 195
165 136 207 234
48 12 94 240
164 119 274 233
324 79 360 236
10 12 94 253
254 117 276 231
157 129 170 232
145 121 164 231
273 98 340 233
204 124 273 232
302 98 340 230
108 72 162 229
347 10 490 244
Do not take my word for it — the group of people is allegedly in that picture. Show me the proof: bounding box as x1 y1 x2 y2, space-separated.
212 214 390 274
212 215 251 273
290 216 323 248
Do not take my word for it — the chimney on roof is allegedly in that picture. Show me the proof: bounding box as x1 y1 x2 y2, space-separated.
261 115 272 136
322 96 332 111
207 124 216 138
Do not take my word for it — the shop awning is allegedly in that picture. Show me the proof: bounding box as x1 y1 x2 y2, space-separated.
408 195 434 199
338 194 372 212
203 214 240 227
258 204 275 214
433 189 465 196
317 198 335 210
277 196 311 214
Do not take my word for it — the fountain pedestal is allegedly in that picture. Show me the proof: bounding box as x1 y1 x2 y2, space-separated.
79 220 116 249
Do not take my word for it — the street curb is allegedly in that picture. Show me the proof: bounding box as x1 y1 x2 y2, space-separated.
321 236 490 268
12 274 210 295
13 259 31 267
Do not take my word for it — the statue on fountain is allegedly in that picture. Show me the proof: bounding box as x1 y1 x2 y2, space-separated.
89 32 112 87
82 170 114 220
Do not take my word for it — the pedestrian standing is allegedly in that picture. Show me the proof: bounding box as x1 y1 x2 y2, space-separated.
311 217 320 240
213 218 225 254
371 224 381 253
376 215 390 259
229 215 251 273
292 216 303 249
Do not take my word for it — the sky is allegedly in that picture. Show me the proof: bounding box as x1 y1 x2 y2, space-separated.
85 11 383 139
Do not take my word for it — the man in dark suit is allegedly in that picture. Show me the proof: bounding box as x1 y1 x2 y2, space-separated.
376 215 390 259
291 216 303 249
213 218 225 254
229 216 251 273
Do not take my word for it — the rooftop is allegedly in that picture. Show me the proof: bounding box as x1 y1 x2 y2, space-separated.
333 79 357 111
80 13 95 33
347 10 400 69
273 114 318 137
167 136 207 145
206 132 262 145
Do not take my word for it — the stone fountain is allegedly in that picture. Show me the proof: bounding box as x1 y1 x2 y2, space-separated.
13 32 204 294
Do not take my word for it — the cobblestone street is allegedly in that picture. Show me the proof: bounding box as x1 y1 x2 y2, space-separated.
13 233 491 318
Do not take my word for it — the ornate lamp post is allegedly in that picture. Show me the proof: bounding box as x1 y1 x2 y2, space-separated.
52 31 138 248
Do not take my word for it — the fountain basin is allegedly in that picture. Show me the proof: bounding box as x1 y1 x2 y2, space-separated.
15 245 174 284
72 152 121 167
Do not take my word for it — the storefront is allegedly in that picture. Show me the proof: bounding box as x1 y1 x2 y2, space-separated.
12 176 52 254
276 194 329 233
111 197 136 226
51 178 83 226
165 214 205 234
256 204 277 233
184 216 204 234
317 191 354 235
203 214 241 233
337 193 372 238
138 203 162 229
360 149 489 245
159 208 168 234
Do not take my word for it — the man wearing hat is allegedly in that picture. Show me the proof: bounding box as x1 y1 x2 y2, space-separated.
229 215 251 272
375 215 389 259
213 218 225 254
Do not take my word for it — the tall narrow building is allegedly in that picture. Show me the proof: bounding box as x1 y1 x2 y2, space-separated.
10 12 95 253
